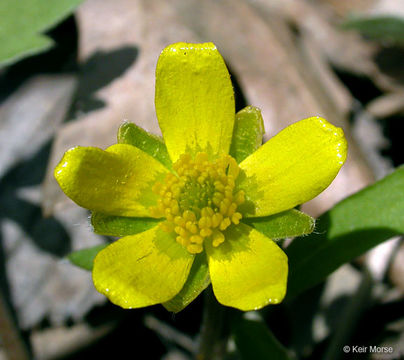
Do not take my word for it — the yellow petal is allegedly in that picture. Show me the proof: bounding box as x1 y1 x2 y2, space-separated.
238 117 347 217
93 226 194 308
55 144 168 217
155 42 235 162
206 223 288 311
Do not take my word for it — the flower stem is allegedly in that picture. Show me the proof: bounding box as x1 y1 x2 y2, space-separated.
197 286 232 360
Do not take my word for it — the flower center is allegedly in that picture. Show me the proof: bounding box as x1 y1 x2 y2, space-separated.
150 152 245 254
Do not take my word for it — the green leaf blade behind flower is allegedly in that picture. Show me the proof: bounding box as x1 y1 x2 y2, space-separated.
0 0 84 67
230 106 264 163
234 317 295 360
117 122 172 170
1 34 54 68
163 253 210 313
67 244 109 271
91 212 160 237
287 166 404 300
341 15 404 45
243 209 315 240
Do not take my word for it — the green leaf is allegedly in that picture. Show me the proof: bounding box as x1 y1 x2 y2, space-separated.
163 253 210 312
91 212 160 237
230 106 264 163
0 0 84 67
286 166 404 300
234 316 295 360
341 15 404 45
67 244 108 271
117 122 172 170
244 209 315 240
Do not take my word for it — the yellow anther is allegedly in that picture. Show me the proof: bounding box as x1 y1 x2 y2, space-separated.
227 203 237 217
201 207 214 217
224 189 233 199
183 210 196 222
190 235 203 244
174 216 185 227
212 231 225 247
200 228 213 237
176 236 185 246
219 174 227 183
198 217 212 229
214 181 225 192
165 213 174 222
185 221 193 230
232 212 242 225
150 152 245 254
208 168 217 178
186 222 198 234
211 213 223 227
187 244 203 254
220 202 228 215
234 190 245 205
171 184 181 197
226 175 235 188
178 228 188 237
220 218 231 231
212 192 224 204
225 185 233 192
170 200 180 215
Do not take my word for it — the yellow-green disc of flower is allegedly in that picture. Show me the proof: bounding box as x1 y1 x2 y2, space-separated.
238 116 347 217
93 226 194 308
155 42 235 162
206 223 288 311
54 144 169 217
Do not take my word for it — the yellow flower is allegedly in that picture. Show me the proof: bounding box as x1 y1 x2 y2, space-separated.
55 42 347 311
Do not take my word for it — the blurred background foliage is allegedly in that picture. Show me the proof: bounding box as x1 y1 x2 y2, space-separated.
1 0 404 359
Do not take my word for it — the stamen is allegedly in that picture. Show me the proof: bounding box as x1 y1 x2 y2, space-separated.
150 152 245 254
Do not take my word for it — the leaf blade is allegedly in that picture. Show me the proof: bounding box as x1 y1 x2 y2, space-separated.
341 15 404 45
234 317 294 360
287 166 404 299
67 244 108 271
0 0 84 66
